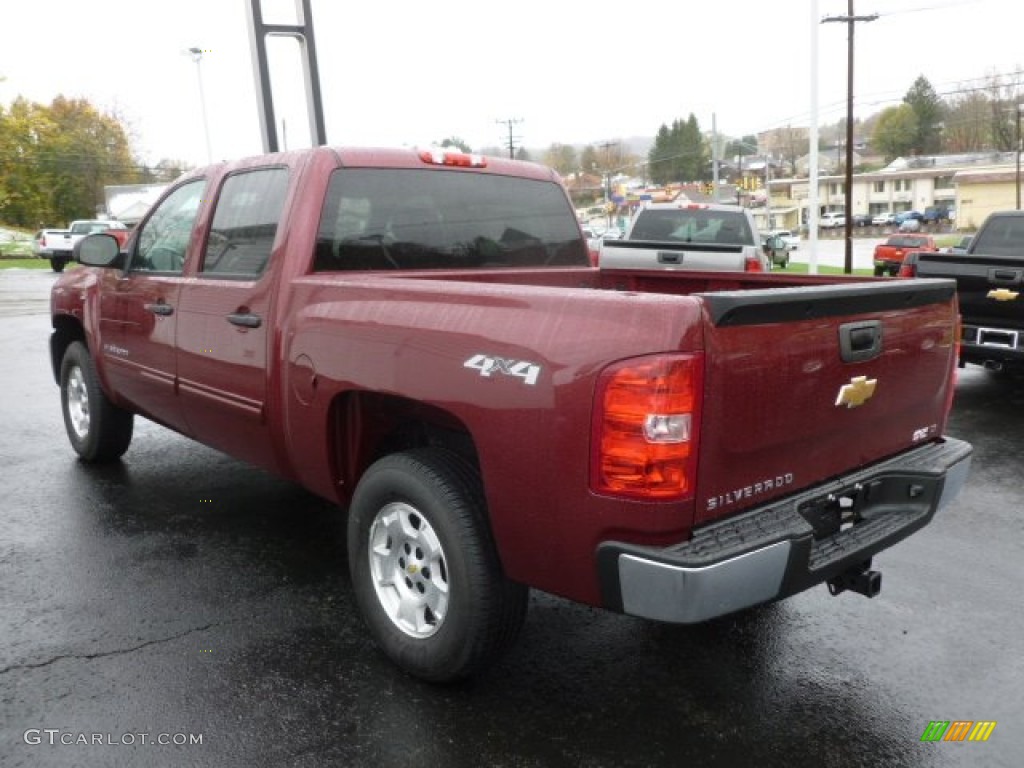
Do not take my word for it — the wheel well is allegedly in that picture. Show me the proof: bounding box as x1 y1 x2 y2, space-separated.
328 391 480 502
50 315 86 384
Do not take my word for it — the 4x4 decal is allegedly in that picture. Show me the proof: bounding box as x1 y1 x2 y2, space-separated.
463 354 541 386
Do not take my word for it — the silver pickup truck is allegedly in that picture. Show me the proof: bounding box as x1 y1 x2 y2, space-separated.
598 202 773 272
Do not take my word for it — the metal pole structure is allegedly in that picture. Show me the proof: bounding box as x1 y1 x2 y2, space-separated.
712 113 721 202
809 0 820 274
1017 103 1021 210
843 3 854 273
823 2 877 274
188 48 213 164
245 0 327 154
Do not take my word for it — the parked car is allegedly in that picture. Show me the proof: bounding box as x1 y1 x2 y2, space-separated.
873 234 938 276
894 211 924 225
852 213 873 227
923 206 950 223
819 212 845 229
872 212 896 226
898 218 923 233
601 226 624 241
761 233 791 268
767 229 800 250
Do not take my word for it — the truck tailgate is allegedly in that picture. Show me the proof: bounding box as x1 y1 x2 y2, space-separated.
917 251 1024 328
692 279 958 526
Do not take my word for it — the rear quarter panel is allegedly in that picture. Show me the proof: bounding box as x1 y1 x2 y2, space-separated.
278 272 706 604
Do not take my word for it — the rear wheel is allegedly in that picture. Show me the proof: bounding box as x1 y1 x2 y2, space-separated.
50 257 67 273
60 341 133 462
348 449 528 682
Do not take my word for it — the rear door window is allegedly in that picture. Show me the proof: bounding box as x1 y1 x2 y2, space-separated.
314 169 588 271
201 167 290 278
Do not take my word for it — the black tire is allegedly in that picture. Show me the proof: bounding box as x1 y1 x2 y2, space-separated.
348 449 528 682
51 258 66 273
60 341 133 462
873 266 884 276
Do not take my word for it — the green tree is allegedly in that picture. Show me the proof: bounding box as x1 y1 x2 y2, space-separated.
647 114 705 184
903 75 945 154
0 95 141 227
439 136 471 152
542 143 578 176
580 145 598 175
0 98 59 227
872 104 919 160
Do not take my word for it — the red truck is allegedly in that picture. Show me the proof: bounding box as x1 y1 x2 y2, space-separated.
50 146 972 682
872 233 938 277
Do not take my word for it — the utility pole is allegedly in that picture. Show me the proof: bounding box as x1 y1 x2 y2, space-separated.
597 140 618 226
822 1 877 274
496 118 523 160
1016 103 1022 210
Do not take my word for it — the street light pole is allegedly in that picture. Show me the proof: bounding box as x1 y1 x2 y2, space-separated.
188 47 213 164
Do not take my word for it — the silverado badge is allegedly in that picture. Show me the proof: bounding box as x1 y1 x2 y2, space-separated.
987 288 1019 301
835 376 877 409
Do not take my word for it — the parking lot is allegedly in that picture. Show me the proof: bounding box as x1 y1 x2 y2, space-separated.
1 266 1022 768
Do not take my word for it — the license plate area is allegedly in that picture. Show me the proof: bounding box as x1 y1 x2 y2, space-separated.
978 327 1019 349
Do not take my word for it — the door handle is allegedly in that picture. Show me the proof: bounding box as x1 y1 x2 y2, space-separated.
226 312 262 329
144 302 174 316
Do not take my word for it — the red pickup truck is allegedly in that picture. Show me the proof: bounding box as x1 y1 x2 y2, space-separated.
873 234 938 276
50 146 972 682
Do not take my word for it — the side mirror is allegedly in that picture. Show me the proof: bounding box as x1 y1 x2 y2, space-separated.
74 233 122 268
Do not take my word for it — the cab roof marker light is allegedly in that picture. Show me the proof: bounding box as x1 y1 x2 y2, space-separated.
417 149 487 168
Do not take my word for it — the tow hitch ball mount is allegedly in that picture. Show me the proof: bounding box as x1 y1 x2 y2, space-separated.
827 559 882 598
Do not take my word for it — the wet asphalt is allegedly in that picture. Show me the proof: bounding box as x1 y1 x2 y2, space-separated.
1 267 1022 768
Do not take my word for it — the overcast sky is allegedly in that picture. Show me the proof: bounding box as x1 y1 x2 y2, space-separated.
1 0 1020 169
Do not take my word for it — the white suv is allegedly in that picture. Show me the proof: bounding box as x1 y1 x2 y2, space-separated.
819 212 846 229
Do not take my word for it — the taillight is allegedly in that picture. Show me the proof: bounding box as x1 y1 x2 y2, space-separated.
897 260 916 277
744 253 764 272
591 354 703 500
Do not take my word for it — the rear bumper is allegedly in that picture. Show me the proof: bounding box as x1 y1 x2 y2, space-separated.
597 438 972 623
961 324 1024 366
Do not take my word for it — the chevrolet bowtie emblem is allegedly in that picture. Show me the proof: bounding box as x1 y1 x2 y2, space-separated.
987 288 1019 301
835 376 877 408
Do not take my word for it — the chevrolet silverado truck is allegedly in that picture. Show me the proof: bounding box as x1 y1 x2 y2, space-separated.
914 210 1024 373
599 201 771 272
50 146 972 682
45 219 131 272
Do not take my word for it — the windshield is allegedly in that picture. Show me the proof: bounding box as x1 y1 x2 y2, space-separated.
314 169 588 271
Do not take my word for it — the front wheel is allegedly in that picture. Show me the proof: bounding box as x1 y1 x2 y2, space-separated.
348 449 528 682
60 341 134 462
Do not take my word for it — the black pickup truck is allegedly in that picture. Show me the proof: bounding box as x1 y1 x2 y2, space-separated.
915 211 1024 373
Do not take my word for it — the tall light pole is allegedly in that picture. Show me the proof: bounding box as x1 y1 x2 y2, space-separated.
188 47 213 164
